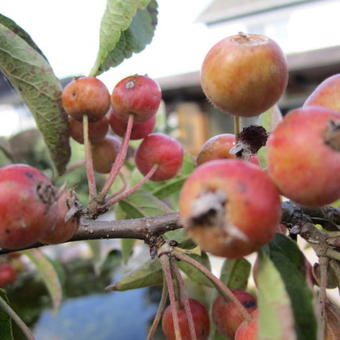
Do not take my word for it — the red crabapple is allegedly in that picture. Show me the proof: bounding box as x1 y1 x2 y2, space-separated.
196 133 260 166
212 290 257 338
111 75 161 122
179 159 281 258
68 116 109 144
235 309 258 340
201 33 288 117
62 76 110 122
109 109 155 140
40 190 79 244
162 299 210 340
92 136 122 174
267 106 340 207
134 133 184 181
0 164 58 249
304 74 340 111
0 264 17 287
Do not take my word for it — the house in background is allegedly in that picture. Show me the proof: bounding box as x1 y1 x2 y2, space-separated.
158 0 340 154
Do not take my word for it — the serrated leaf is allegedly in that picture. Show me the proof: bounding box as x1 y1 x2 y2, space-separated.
220 258 251 290
111 258 163 291
256 250 296 340
261 234 318 340
0 14 48 61
0 289 14 340
177 253 213 287
91 0 157 75
0 24 70 175
23 249 63 312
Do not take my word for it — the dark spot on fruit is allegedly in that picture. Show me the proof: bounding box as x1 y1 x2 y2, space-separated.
5 229 10 234
24 172 34 179
125 80 135 89
243 300 256 308
237 181 247 193
72 92 77 97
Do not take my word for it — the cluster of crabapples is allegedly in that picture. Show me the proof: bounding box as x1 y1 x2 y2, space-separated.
162 32 339 339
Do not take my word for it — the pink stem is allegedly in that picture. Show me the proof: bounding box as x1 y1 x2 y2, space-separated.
83 115 97 199
171 259 197 340
160 254 182 340
108 172 128 199
100 164 158 209
98 114 134 202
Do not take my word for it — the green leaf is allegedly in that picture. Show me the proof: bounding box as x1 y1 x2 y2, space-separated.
259 104 283 132
0 289 14 340
262 234 318 340
0 14 48 61
100 249 122 277
111 258 163 291
177 253 213 287
0 23 70 175
256 250 296 340
23 249 63 311
164 228 195 249
219 258 251 290
91 0 158 75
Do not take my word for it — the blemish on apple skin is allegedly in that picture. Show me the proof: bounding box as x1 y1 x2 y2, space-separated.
237 181 247 193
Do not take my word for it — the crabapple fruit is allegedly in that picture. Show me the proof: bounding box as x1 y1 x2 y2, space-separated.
201 33 288 117
212 290 257 338
162 299 210 340
40 190 79 244
196 133 260 166
0 264 17 287
179 159 281 258
109 109 155 140
62 76 110 122
304 74 340 111
267 106 340 207
68 116 109 144
92 136 122 174
235 309 258 340
111 75 161 122
0 164 58 249
135 133 184 181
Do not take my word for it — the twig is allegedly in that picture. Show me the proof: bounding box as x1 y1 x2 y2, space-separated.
160 254 182 340
173 251 251 321
171 258 197 340
147 277 168 340
0 295 35 340
234 116 241 142
318 256 328 340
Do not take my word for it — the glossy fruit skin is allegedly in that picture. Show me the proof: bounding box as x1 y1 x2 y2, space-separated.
109 109 155 140
162 299 210 340
213 290 257 338
68 116 109 144
179 159 281 258
201 33 288 117
135 133 184 181
0 164 58 249
267 106 340 207
235 309 258 340
40 190 79 244
196 133 260 166
304 74 340 111
0 264 17 287
92 136 122 173
111 75 161 123
62 76 110 122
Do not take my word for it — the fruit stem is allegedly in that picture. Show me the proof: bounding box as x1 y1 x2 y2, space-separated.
173 252 252 322
100 164 158 209
83 114 97 199
160 254 183 340
98 114 134 202
0 295 35 340
318 256 328 340
147 276 168 340
171 259 198 340
234 116 241 142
